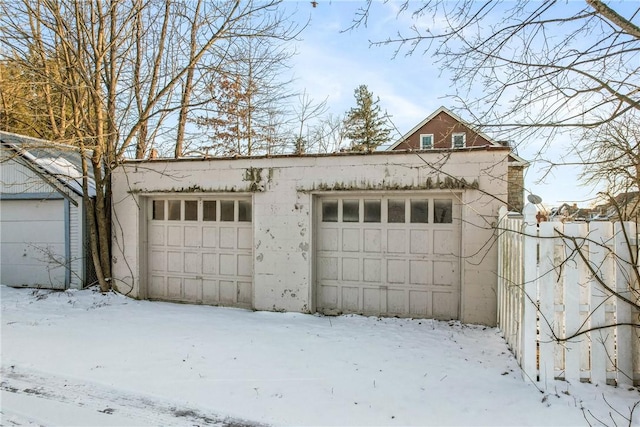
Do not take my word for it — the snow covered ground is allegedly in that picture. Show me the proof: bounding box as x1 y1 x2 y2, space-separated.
1 285 639 426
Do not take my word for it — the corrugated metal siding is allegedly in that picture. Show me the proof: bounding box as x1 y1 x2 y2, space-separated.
69 195 82 289
0 156 59 195
84 205 98 287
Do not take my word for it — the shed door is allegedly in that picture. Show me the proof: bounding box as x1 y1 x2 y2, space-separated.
316 195 461 319
147 197 253 308
0 199 67 289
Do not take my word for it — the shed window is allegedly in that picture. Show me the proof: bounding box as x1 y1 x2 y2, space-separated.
452 133 466 148
420 134 433 149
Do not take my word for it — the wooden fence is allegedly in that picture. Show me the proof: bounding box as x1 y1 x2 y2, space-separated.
497 203 640 387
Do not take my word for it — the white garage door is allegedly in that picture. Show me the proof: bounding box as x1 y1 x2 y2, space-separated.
147 197 253 308
0 199 67 289
316 195 461 319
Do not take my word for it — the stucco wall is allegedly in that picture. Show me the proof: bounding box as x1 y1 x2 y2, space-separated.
111 148 508 325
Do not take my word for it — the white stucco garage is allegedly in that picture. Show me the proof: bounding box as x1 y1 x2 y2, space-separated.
111 147 509 325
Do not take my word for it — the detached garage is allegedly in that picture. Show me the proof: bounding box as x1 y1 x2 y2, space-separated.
0 132 95 290
316 194 461 319
146 196 253 307
112 147 509 325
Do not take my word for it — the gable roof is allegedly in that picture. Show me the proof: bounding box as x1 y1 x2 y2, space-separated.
388 106 528 165
0 131 96 198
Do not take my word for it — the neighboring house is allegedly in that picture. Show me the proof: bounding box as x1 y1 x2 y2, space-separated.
546 194 640 223
548 203 596 222
594 192 640 222
112 147 511 326
388 107 529 213
0 131 96 289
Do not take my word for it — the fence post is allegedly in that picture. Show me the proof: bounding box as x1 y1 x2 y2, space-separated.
588 221 613 385
497 206 508 329
615 221 637 386
563 222 588 383
538 221 557 387
522 203 538 382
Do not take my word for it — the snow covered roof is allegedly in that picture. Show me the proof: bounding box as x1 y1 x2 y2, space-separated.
0 131 96 198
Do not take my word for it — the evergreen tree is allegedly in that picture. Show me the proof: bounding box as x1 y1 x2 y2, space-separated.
343 85 392 152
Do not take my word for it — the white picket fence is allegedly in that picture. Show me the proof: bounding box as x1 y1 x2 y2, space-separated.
497 203 640 387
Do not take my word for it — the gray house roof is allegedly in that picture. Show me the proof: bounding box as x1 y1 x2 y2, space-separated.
0 131 96 198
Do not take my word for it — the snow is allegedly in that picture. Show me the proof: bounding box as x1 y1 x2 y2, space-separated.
2 285 639 426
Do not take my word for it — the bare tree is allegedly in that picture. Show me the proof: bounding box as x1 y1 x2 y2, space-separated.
307 113 347 154
577 113 640 214
290 90 328 154
350 1 640 395
0 0 299 291
351 1 639 148
195 29 297 156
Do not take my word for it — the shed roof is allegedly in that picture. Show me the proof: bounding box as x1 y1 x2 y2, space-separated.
0 131 96 197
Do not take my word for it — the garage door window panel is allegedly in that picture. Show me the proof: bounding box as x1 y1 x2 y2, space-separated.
364 200 381 223
168 200 181 220
410 200 429 223
220 200 235 221
434 199 453 224
342 200 359 222
203 201 217 221
153 200 165 220
388 199 405 223
238 200 252 222
185 201 198 221
322 200 338 222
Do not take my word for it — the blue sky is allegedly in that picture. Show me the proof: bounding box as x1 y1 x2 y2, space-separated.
281 1 599 208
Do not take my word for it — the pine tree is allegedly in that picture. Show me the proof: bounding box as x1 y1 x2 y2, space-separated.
343 85 392 152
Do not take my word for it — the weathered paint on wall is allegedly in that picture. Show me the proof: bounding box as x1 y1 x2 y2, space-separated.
111 148 508 325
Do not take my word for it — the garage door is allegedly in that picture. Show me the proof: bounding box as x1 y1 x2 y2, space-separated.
0 198 67 289
316 195 461 319
147 197 253 308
